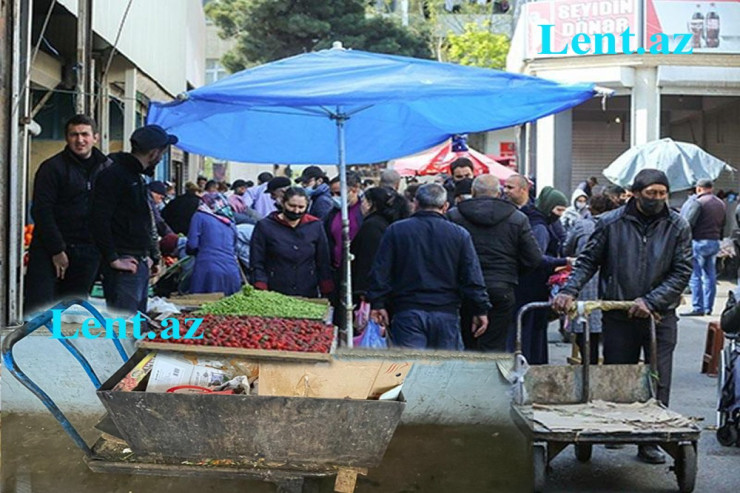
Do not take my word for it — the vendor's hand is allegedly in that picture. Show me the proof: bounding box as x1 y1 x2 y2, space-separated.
371 309 389 328
52 251 69 280
552 293 575 314
110 257 138 274
149 258 161 276
472 314 488 338
628 297 652 319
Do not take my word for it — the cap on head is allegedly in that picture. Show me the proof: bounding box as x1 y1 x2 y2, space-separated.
265 176 292 193
130 125 178 152
296 166 327 183
147 180 167 196
631 169 670 193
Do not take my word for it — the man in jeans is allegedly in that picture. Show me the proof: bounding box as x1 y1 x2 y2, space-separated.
681 179 726 316
91 125 177 314
25 115 112 314
367 184 490 350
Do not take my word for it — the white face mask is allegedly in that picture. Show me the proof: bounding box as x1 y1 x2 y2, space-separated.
575 201 587 211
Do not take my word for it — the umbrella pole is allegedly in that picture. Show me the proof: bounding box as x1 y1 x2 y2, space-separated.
336 114 353 348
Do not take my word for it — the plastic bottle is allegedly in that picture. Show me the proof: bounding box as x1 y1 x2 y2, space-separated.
706 3 720 48
689 4 704 49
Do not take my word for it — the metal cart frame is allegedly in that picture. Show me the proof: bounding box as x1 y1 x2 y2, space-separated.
511 301 701 493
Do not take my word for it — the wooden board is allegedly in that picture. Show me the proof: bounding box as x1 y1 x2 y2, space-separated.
258 360 384 399
137 341 331 362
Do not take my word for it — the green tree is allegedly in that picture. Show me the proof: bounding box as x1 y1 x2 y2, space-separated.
443 21 510 69
205 0 432 72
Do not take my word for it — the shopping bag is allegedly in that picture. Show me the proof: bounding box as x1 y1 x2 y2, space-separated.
358 320 388 349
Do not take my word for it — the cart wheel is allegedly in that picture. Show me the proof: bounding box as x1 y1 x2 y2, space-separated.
716 424 739 447
674 443 697 493
574 443 592 462
533 444 547 493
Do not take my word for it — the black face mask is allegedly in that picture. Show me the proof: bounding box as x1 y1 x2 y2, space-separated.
548 212 561 224
637 196 665 216
283 209 305 221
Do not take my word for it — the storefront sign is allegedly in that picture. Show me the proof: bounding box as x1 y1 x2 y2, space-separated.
646 0 740 53
525 0 640 58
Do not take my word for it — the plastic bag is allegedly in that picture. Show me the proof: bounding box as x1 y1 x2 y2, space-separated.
357 320 388 349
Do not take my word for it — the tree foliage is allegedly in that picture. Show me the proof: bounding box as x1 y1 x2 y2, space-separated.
443 21 510 69
205 0 432 72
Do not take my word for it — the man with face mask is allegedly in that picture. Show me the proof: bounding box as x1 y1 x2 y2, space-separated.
553 169 692 465
91 125 178 314
297 166 333 220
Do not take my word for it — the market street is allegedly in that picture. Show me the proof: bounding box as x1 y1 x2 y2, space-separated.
2 285 738 492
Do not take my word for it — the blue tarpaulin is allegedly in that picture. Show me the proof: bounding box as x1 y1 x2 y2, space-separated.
147 47 599 165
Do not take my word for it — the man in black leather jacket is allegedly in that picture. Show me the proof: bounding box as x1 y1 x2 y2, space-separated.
554 169 692 465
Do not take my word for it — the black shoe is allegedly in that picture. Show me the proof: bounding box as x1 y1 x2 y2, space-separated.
705 311 712 316
637 445 666 464
681 311 705 317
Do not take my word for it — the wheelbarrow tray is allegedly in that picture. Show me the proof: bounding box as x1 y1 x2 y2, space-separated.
97 350 405 468
510 363 701 443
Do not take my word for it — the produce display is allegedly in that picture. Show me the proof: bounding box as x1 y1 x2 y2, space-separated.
196 285 327 320
150 314 334 353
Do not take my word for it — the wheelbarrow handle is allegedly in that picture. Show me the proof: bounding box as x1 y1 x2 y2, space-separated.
2 299 130 457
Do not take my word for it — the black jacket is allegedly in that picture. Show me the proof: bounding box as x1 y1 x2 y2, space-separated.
90 152 159 264
30 147 112 255
249 212 333 298
560 199 692 314
351 212 389 296
367 210 490 315
162 192 201 235
448 198 543 287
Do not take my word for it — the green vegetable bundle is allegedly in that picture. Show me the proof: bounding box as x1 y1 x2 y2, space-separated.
195 285 328 320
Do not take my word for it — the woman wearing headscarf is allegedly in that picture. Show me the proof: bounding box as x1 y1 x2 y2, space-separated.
561 188 591 233
186 192 242 295
513 186 570 364
351 186 411 299
249 187 333 298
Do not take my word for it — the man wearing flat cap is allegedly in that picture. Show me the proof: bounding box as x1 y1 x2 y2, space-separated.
91 124 178 314
553 169 692 465
297 166 333 220
680 178 725 317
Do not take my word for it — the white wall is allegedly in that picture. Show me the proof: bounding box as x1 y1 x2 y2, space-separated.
58 0 205 95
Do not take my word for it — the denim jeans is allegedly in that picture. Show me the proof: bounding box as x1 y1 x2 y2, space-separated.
390 310 463 350
101 256 150 315
690 239 720 313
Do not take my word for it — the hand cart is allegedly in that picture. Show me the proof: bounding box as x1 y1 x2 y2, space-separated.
2 299 402 493
510 301 701 493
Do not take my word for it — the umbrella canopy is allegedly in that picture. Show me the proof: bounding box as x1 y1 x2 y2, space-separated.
603 138 734 192
148 47 599 165
390 139 516 182
147 45 604 345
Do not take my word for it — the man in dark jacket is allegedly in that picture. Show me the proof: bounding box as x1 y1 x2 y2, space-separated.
448 175 543 351
554 169 692 465
297 166 333 220
25 114 112 314
91 125 178 314
161 182 201 235
681 179 726 316
367 183 490 350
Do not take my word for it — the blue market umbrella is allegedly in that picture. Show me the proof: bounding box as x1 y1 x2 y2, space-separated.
147 44 605 344
603 138 734 192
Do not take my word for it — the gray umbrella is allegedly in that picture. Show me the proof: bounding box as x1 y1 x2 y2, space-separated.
603 138 734 191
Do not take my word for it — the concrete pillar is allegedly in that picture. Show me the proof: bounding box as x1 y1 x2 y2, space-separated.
98 69 110 154
535 109 572 195
123 67 137 151
630 67 660 146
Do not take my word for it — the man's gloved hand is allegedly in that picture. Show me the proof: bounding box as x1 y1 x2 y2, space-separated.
552 293 575 314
